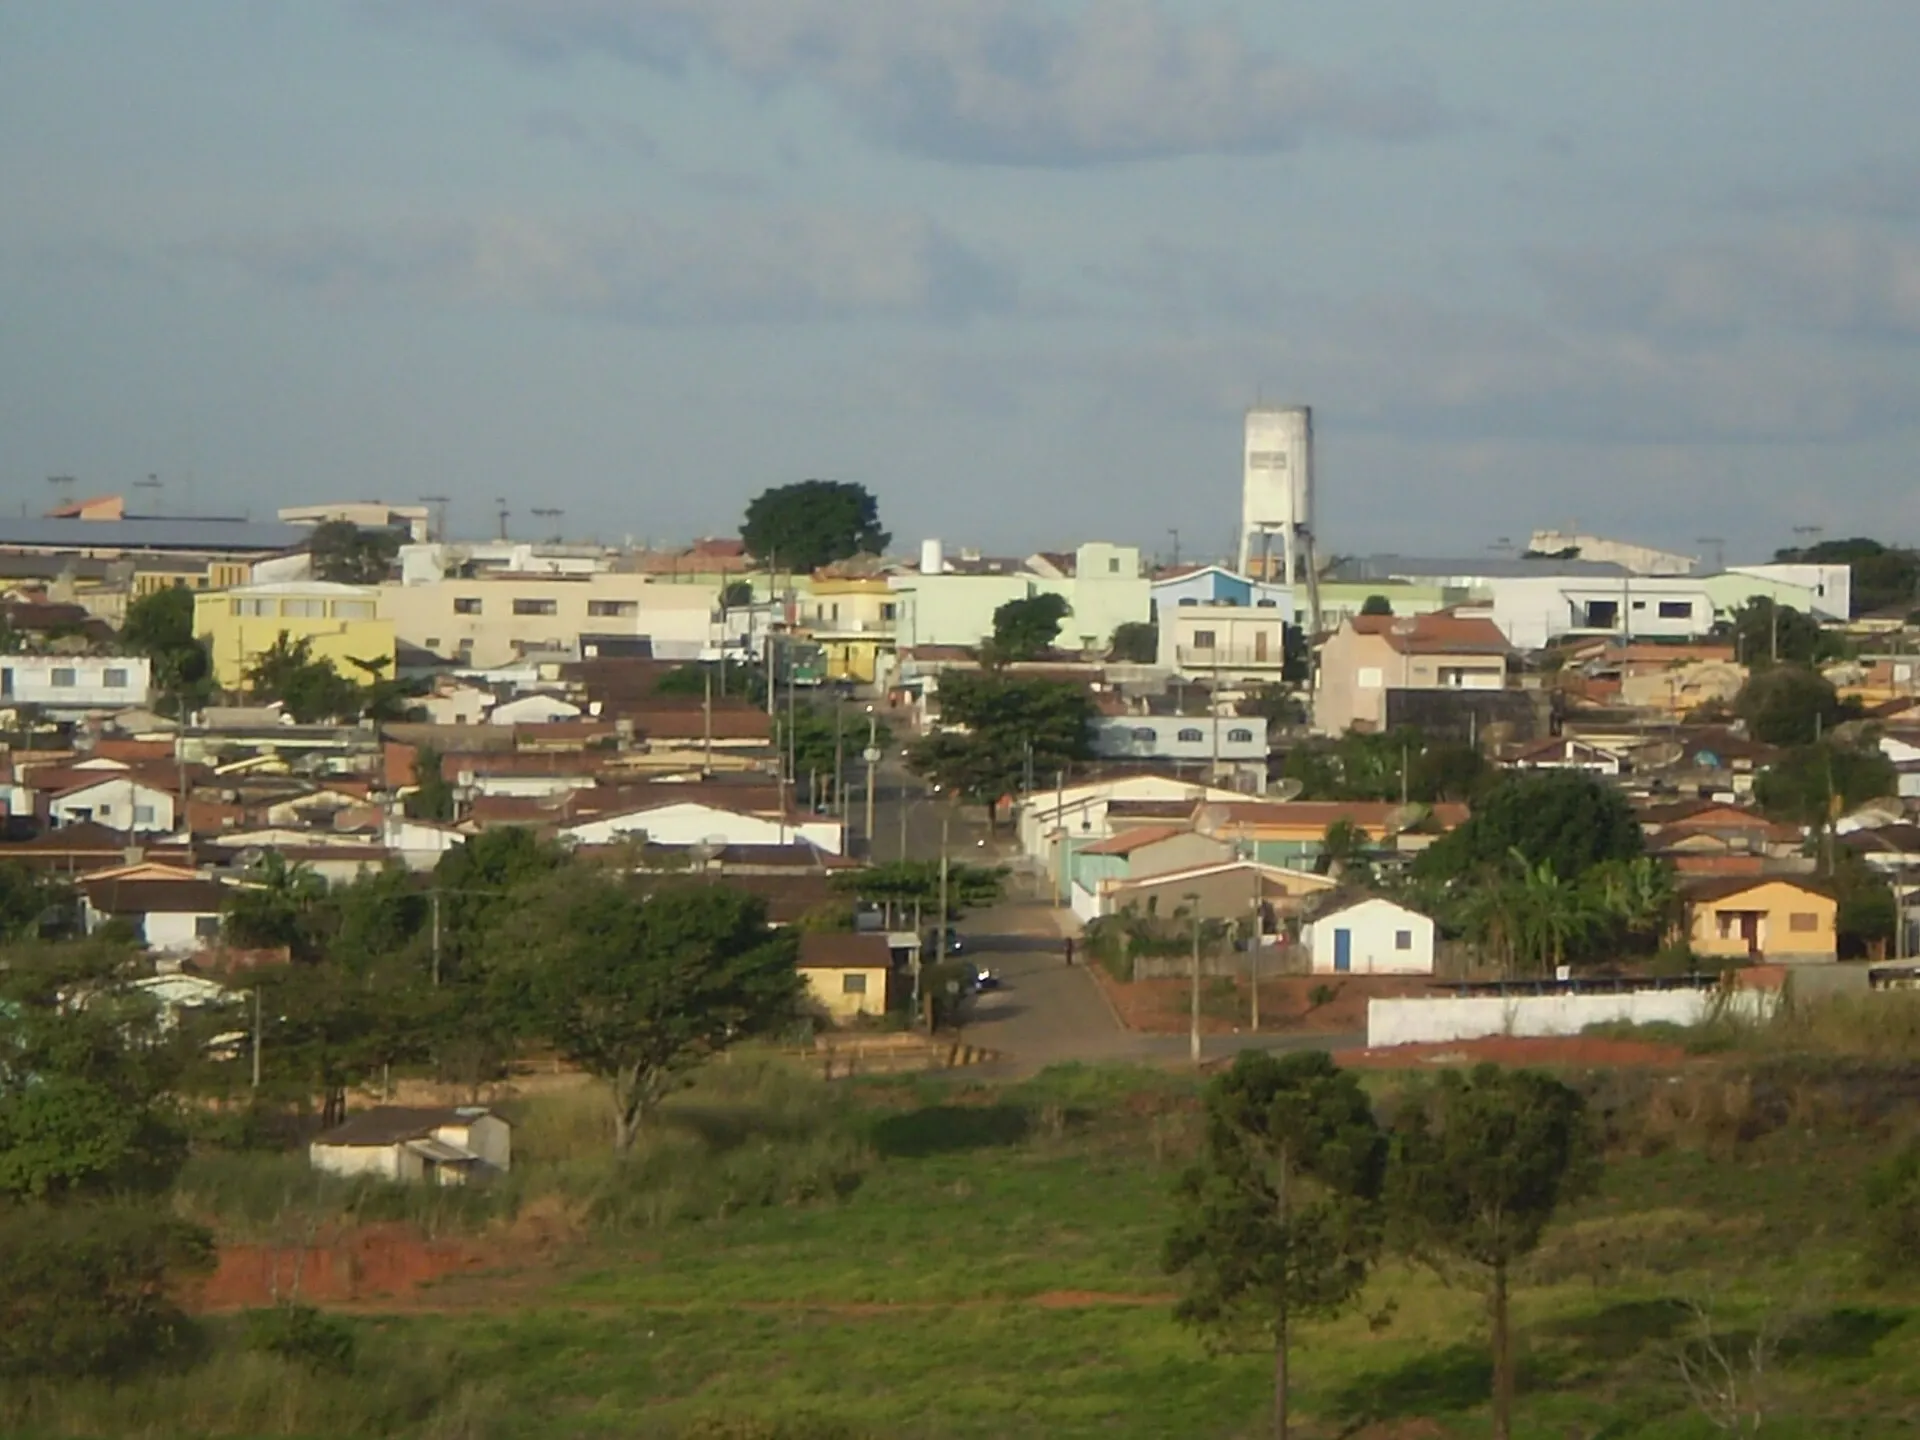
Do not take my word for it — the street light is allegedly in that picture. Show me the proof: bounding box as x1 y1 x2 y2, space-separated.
1185 891 1204 1067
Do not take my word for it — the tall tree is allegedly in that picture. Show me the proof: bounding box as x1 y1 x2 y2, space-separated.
307 520 402 585
1166 1052 1385 1440
1754 739 1895 826
740 480 889 574
906 673 1095 822
223 851 330 962
1387 1065 1601 1440
1359 594 1395 616
242 634 361 722
118 585 211 715
1718 597 1830 668
989 592 1072 661
488 874 800 1149
830 859 1007 920
1733 665 1854 747
1108 621 1158 664
405 745 457 821
1413 771 1641 883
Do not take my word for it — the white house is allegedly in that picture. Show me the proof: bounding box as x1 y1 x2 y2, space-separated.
49 774 176 834
1 655 152 712
488 693 583 726
381 815 470 872
417 682 497 727
560 799 844 854
309 1106 512 1186
1305 896 1437 975
81 869 229 956
1090 715 1268 771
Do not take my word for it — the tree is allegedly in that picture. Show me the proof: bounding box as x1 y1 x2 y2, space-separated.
721 579 756 608
1359 594 1394 617
1833 850 1895 959
308 520 401 585
1718 598 1829 669
656 660 768 706
224 851 330 962
1585 855 1679 955
989 593 1071 661
1414 771 1641 883
1165 1051 1386 1440
242 634 361 722
776 704 890 807
906 674 1095 822
1387 1065 1601 1440
491 875 800 1149
740 480 889 574
1109 621 1158 664
432 827 568 984
1754 739 1895 826
405 745 457 821
1317 820 1369 880
830 859 1007 924
118 585 211 715
1733 665 1855 747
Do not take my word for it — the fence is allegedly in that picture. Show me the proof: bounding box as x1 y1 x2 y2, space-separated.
1366 986 1777 1048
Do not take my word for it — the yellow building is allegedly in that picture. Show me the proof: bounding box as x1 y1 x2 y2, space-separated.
194 581 395 690
799 577 897 685
797 932 898 1024
1685 876 1838 962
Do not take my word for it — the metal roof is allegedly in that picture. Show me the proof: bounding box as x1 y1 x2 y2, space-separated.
1329 554 1633 582
0 517 307 554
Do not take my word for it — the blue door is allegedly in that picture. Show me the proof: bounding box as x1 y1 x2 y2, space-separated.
1333 929 1352 973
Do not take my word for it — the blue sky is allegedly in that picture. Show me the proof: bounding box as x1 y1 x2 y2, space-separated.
4 1 1916 563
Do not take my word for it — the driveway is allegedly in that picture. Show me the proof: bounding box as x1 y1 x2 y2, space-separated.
953 901 1362 1078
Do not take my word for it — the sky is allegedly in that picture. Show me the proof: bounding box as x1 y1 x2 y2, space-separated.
3 1 1917 565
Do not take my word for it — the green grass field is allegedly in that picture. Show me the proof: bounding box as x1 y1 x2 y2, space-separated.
14 1054 1920 1439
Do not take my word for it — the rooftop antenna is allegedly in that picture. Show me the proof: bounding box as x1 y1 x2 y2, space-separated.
1792 523 1825 554
531 507 563 544
134 473 164 515
46 475 75 512
420 494 450 543
495 497 510 542
1695 535 1724 573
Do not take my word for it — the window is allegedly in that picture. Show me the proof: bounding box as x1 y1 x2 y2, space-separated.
51 667 77 688
1256 599 1277 608
133 805 155 825
279 598 326 619
425 638 440 649
195 915 222 940
841 973 868 995
1130 727 1156 742
1192 630 1216 649
880 603 897 621
1658 600 1692 620
1108 557 1120 573
1395 930 1413 950
332 599 375 620
1357 666 1383 689
1789 912 1819 932
103 668 128 688
453 597 482 615
588 599 638 618
1178 727 1204 743
230 597 273 617
97 804 112 818
513 598 558 616
1228 728 1255 744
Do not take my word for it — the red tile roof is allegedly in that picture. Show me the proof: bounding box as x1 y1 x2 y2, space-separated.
1081 824 1192 856
1350 612 1512 656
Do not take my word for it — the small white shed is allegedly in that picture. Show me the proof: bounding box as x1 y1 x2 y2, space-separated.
309 1106 512 1186
1306 896 1436 976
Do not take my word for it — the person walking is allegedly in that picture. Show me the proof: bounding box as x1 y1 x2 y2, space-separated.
1064 936 1075 967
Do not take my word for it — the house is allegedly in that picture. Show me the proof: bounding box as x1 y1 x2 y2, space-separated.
1303 895 1437 975
1089 714 1267 785
558 798 844 854
886 540 1150 651
1313 611 1512 735
309 1106 512 1186
1082 857 1334 934
797 932 897 1023
1504 736 1624 775
488 693 583 726
194 581 395 690
81 870 229 955
0 655 152 714
1684 876 1838 962
48 773 177 834
1195 800 1470 869
799 576 898 685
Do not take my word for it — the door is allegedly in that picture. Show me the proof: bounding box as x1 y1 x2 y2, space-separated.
1254 630 1269 662
1333 928 1352 973
1738 912 1761 958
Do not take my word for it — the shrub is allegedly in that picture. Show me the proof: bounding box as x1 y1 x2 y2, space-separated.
242 1304 356 1374
1865 1141 1920 1279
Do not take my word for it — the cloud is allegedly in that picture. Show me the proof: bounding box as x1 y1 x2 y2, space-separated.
378 0 1448 165
1740 157 1920 222
178 209 1015 325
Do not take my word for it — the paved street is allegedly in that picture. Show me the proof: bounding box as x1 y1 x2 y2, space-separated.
952 901 1362 1078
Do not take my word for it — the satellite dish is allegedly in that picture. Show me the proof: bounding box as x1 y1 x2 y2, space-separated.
1384 802 1430 832
1636 740 1685 770
1272 778 1305 801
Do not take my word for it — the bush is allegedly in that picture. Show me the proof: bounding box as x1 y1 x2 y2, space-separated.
1865 1141 1920 1279
242 1303 356 1374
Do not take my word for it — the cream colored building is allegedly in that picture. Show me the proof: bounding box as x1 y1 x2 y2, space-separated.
194 581 395 689
378 573 720 669
1313 611 1513 734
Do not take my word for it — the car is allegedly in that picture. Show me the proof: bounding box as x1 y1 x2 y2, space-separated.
944 926 965 955
970 965 999 992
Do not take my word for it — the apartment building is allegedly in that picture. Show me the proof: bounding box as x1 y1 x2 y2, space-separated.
379 572 719 670
194 581 395 689
799 577 897 684
888 541 1150 650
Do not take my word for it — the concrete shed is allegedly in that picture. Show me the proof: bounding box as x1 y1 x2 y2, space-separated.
309 1106 511 1186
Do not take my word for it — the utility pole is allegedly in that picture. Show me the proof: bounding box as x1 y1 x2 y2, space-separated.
833 704 844 818
1187 891 1203 1067
1249 878 1262 1033
863 709 878 859
932 811 951 1031
250 985 263 1090
703 667 714 777
1054 769 1066 907
495 497 509 541
431 888 443 986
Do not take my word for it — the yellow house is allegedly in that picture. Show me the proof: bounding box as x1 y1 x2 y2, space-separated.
195 581 396 690
799 578 897 685
1685 876 1838 962
797 932 898 1023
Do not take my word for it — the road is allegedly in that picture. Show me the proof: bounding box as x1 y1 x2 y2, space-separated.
952 901 1363 1078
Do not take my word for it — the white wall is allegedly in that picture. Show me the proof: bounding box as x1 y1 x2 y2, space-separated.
310 1143 405 1182
51 778 175 833
1091 716 1268 764
444 1115 512 1172
563 801 843 854
140 909 221 955
1308 900 1435 975
2 655 152 709
1366 988 1777 1047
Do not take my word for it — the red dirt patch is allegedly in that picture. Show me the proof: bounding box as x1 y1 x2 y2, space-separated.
1094 967 1438 1036
1335 1036 1691 1070
195 1224 498 1311
1029 1290 1172 1309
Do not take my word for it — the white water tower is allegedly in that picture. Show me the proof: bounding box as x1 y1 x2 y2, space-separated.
1238 406 1314 585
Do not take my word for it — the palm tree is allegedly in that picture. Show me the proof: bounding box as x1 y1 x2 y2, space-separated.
1588 856 1678 954
1511 850 1597 974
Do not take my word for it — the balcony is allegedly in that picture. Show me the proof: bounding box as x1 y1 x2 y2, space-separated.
1175 646 1287 669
